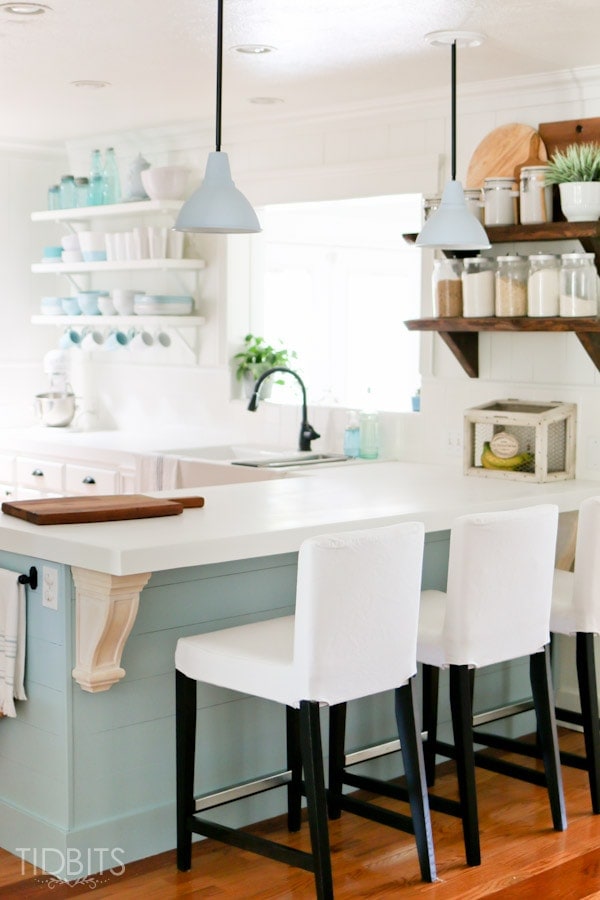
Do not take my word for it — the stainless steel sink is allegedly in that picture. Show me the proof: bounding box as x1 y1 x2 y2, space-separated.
232 453 348 468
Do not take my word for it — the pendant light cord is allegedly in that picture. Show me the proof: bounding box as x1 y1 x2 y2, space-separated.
215 0 223 152
451 39 456 181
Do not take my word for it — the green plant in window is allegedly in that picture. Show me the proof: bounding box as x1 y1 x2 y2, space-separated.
233 334 297 385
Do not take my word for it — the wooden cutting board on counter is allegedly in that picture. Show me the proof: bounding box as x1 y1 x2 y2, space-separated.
1 494 205 525
465 123 548 188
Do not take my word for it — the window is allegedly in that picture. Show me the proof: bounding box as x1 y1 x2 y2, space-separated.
254 194 422 411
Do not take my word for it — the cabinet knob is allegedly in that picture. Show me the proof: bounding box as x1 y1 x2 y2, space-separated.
82 476 96 485
31 468 44 477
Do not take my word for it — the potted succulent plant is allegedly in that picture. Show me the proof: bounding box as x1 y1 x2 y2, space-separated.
233 333 297 397
544 142 600 222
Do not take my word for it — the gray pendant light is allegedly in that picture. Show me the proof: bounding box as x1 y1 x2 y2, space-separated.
416 30 490 251
175 0 261 234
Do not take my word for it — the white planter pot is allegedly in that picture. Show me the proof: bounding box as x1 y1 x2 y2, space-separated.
242 371 272 400
558 181 600 222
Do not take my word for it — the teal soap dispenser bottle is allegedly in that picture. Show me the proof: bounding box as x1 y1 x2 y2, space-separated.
343 410 361 458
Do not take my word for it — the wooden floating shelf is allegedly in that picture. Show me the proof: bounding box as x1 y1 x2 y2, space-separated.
404 316 600 378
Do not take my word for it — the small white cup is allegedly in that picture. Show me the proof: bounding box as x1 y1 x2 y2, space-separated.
104 329 130 351
58 328 82 350
114 232 128 261
128 329 154 351
133 226 149 259
154 330 172 348
81 328 104 351
148 226 168 259
167 229 185 259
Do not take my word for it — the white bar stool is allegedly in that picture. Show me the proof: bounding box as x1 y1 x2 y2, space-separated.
175 522 436 898
418 504 566 866
550 494 600 812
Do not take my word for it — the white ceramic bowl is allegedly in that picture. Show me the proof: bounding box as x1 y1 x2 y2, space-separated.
78 231 106 253
61 234 80 252
141 166 190 200
98 295 117 315
111 289 136 316
61 250 83 263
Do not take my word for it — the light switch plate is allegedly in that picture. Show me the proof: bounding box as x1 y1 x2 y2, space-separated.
42 566 58 611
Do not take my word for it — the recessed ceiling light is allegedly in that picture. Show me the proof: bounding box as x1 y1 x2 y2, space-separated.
249 96 284 105
71 80 111 90
424 30 485 48
232 44 276 55
0 2 50 14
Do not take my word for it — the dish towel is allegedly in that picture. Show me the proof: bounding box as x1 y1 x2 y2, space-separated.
134 454 180 491
0 569 27 717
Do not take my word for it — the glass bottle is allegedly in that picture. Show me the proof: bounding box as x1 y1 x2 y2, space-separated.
432 257 463 317
88 148 104 206
343 410 360 458
359 389 379 460
58 175 76 210
528 254 559 317
464 188 484 223
75 176 89 208
495 255 528 316
423 196 441 221
519 165 553 225
47 184 60 210
102 147 121 205
559 252 599 316
461 256 495 317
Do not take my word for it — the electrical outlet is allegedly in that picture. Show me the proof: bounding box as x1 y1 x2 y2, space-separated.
42 566 58 611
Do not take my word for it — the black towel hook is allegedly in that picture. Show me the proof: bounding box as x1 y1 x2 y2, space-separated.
18 566 38 590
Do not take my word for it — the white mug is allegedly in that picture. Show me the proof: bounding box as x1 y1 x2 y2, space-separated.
104 329 129 351
148 226 168 259
81 328 104 351
167 229 185 259
111 289 135 316
154 330 172 348
58 328 82 350
128 329 154 351
133 226 149 259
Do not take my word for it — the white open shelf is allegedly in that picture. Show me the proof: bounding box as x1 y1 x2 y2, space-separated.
32 315 206 327
32 258 206 275
31 200 183 222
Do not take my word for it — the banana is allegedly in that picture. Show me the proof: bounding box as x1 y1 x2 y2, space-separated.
481 441 534 471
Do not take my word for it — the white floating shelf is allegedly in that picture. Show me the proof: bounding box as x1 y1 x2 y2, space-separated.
31 315 206 327
31 200 183 222
32 258 206 274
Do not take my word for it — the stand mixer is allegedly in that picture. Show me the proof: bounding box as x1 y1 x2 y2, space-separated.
35 350 76 427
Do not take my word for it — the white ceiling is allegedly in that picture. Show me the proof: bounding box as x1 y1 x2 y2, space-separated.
1 0 599 144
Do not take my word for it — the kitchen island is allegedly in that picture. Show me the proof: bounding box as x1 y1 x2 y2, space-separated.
1 460 598 879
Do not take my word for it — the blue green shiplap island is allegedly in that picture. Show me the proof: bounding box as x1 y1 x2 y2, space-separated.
0 460 598 879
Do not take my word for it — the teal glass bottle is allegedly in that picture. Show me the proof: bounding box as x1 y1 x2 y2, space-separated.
88 149 104 206
102 147 121 205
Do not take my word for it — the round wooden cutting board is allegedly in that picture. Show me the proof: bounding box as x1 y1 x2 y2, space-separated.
465 123 548 188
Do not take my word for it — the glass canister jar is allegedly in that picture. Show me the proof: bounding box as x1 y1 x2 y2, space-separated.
483 176 518 226
559 252 599 316
464 188 484 223
528 254 560 317
58 174 76 210
461 256 496 317
495 255 528 316
432 257 463 317
520 165 553 224
423 195 441 220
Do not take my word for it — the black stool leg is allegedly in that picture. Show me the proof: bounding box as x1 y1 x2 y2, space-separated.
299 701 333 900
575 632 600 814
286 706 302 831
530 647 567 831
449 664 480 866
395 680 437 883
175 669 197 872
421 664 439 786
327 703 347 820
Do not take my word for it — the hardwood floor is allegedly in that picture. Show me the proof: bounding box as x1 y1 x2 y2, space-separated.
3 731 600 898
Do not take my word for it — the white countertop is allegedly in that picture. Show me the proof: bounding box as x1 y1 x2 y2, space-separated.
0 461 598 576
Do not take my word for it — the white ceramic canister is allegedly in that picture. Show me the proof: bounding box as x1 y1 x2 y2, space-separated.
464 188 484 223
519 165 553 225
495 255 528 316
559 252 599 316
528 254 559 317
483 177 518 226
461 256 496 317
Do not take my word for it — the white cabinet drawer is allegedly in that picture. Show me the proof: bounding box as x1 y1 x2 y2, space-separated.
64 464 118 495
17 457 64 493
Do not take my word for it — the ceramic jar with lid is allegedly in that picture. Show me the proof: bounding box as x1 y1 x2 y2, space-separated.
559 252 599 316
462 256 495 317
464 188 484 223
423 196 441 220
519 165 553 224
483 177 518 226
528 254 560 317
432 257 463 317
495 255 528 316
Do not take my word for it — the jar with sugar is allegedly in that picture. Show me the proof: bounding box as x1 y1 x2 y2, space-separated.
520 165 553 224
559 252 598 317
528 254 559 317
495 255 528 316
461 256 495 317
432 257 463 317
